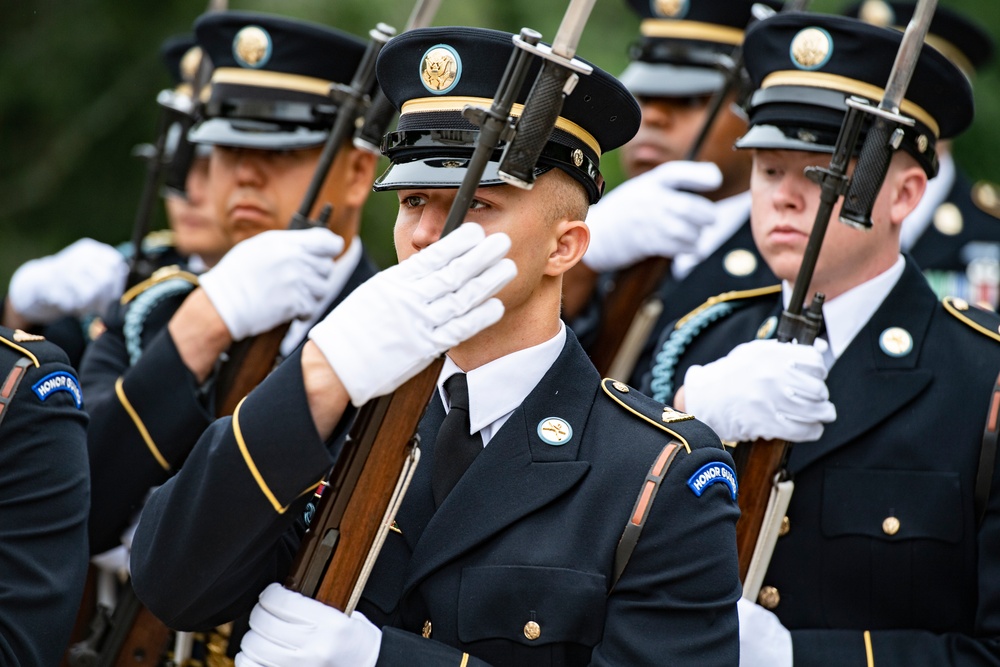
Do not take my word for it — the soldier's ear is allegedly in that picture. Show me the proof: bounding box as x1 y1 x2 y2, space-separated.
545 219 588 277
886 155 927 226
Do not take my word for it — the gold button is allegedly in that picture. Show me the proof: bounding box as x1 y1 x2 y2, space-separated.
758 586 780 610
612 381 629 393
779 515 791 537
422 620 432 638
882 516 900 536
523 620 541 640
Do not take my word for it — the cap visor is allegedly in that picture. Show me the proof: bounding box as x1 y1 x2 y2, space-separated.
188 118 328 150
373 157 550 192
734 124 836 154
619 61 724 98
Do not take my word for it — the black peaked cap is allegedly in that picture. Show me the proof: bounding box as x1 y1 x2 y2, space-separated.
736 12 973 177
190 11 368 150
373 26 641 204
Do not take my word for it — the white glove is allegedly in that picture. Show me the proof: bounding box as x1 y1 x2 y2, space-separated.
8 238 128 323
582 160 722 273
237 583 381 667
738 598 792 667
310 222 516 406
683 338 836 443
198 228 344 341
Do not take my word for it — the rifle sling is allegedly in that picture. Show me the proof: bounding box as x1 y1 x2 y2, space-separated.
611 440 681 591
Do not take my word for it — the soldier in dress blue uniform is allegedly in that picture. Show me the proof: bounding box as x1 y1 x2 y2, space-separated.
845 0 1000 309
128 26 742 667
562 0 779 385
79 11 383 561
0 326 89 665
643 11 1000 665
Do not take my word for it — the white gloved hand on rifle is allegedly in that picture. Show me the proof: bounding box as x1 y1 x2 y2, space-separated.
310 222 516 406
237 583 381 667
683 338 836 443
198 227 344 341
8 238 128 324
582 160 722 273
738 597 793 667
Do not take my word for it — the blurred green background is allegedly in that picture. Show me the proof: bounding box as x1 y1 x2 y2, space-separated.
1 0 997 281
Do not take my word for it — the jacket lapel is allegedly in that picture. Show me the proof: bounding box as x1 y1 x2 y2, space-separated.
401 333 596 594
789 259 935 471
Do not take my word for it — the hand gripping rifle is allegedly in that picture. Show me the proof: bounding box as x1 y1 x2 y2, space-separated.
588 0 808 381
286 0 598 613
212 22 395 419
734 0 937 601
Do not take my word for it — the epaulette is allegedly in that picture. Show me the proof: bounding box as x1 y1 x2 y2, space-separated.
120 266 199 306
0 329 44 368
943 296 1000 343
122 269 199 366
675 284 781 330
972 181 1000 220
600 378 699 454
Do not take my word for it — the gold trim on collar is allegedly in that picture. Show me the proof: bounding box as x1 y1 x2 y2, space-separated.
761 70 939 138
0 336 40 368
400 96 601 157
675 284 782 329
639 19 744 46
600 379 692 453
211 67 333 98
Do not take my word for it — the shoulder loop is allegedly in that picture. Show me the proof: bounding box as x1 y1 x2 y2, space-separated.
141 229 177 253
943 296 1000 343
0 333 40 368
675 284 781 330
124 277 198 366
121 266 198 306
601 378 693 454
972 181 1000 220
649 299 740 404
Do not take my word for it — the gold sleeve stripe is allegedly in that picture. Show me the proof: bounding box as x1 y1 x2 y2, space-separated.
115 377 170 471
761 70 939 138
232 397 287 514
864 630 874 667
459 654 470 667
0 337 40 368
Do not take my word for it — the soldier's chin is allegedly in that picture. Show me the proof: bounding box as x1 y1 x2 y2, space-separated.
228 219 274 244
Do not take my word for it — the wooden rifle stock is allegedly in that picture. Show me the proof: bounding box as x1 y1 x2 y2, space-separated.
214 324 288 418
731 438 788 582
588 257 671 377
286 359 442 609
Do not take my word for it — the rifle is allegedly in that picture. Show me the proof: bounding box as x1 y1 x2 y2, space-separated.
734 0 937 600
287 0 599 612
588 0 808 380
212 22 396 419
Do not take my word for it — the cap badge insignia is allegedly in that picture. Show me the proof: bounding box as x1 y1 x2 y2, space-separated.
790 27 833 71
879 326 913 357
420 44 461 95
756 316 778 340
537 417 573 445
858 0 895 27
180 46 203 84
652 0 688 19
723 248 758 277
933 202 963 236
233 25 272 69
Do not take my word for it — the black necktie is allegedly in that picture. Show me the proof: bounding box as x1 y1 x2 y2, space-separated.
431 373 482 507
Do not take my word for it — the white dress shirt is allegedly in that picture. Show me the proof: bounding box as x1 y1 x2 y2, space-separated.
437 321 567 446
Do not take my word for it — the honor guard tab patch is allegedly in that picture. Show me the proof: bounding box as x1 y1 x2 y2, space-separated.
32 372 83 409
687 462 738 500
